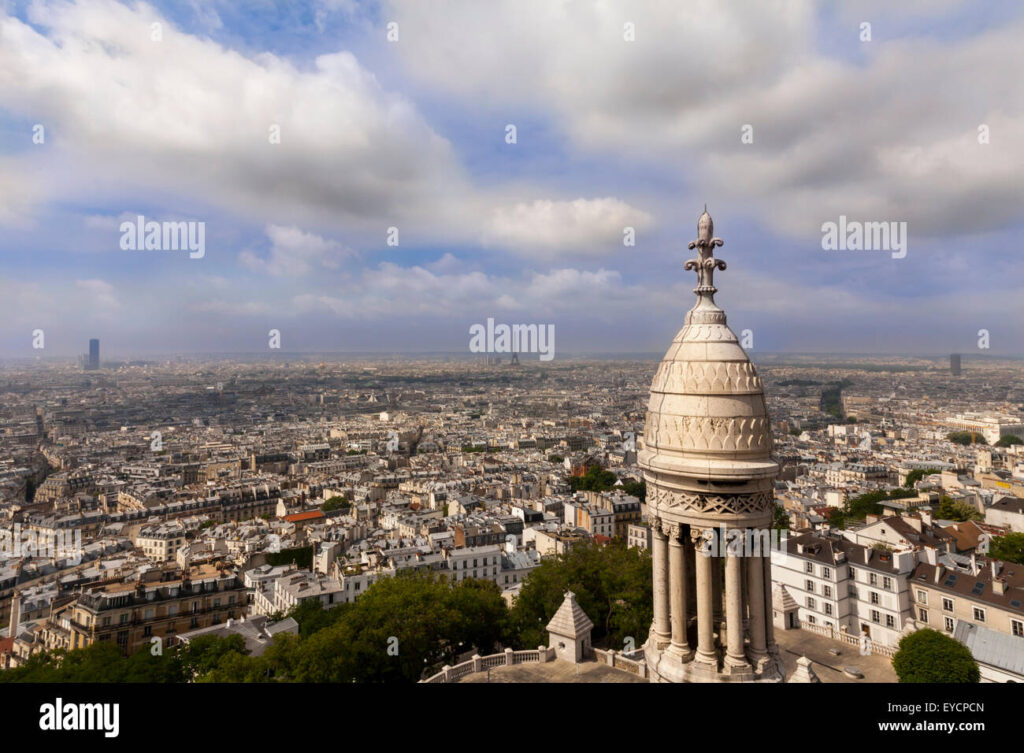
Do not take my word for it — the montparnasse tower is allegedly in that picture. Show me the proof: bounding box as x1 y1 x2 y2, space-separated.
640 208 784 683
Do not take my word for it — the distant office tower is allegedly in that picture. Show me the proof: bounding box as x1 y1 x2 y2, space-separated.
950 353 961 376
87 339 100 370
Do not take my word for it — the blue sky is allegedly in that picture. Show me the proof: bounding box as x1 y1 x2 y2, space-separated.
0 0 1022 359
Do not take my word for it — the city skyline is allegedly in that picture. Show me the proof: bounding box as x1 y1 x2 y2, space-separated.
1 0 1023 357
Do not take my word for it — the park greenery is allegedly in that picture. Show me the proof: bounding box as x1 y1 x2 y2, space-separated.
819 379 852 420
947 431 987 446
892 628 979 683
0 541 652 684
995 434 1022 447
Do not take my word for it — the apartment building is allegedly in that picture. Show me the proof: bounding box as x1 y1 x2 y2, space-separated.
136 521 187 562
627 522 652 551
65 563 246 655
908 559 1024 640
444 544 502 584
772 531 916 647
986 496 1024 533
563 501 614 539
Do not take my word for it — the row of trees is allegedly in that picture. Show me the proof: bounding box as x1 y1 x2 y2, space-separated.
0 541 652 684
947 431 986 446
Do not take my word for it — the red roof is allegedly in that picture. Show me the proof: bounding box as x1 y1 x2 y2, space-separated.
283 510 325 523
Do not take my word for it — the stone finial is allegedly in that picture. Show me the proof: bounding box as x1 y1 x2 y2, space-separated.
790 655 821 683
685 206 727 300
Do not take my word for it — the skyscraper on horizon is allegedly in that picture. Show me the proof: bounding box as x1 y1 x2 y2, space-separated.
951 353 962 376
86 339 100 370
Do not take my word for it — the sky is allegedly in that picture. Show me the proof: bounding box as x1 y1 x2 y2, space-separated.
0 0 1022 360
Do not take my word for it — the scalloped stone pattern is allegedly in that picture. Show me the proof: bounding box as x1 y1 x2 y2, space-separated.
675 323 736 343
645 414 772 453
650 360 763 395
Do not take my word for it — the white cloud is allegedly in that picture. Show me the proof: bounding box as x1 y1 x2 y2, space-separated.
240 225 352 277
0 0 468 235
387 0 1024 240
483 198 652 256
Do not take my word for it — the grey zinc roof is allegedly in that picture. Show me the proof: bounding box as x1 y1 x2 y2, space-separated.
546 591 593 638
953 621 1024 676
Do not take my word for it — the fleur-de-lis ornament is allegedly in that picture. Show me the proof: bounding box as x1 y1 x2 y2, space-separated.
685 205 727 298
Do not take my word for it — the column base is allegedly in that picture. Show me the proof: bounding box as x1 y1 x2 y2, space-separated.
646 635 785 683
649 626 672 651
667 643 694 662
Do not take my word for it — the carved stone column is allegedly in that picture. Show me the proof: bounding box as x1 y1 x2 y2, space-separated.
651 518 670 647
746 553 768 664
724 547 749 670
762 553 776 650
692 527 717 667
712 551 724 646
668 524 690 657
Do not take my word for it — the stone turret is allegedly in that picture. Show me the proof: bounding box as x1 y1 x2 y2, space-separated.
547 590 594 663
642 208 784 683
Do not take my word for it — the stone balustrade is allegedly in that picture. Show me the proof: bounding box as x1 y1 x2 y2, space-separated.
799 621 898 658
420 645 556 683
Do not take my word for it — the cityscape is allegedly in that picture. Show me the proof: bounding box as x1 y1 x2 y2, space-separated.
0 0 1019 741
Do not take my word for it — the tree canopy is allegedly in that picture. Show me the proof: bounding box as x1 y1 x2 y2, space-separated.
935 495 983 522
892 629 979 683
1 572 513 684
947 431 987 446
985 532 1024 565
509 540 651 651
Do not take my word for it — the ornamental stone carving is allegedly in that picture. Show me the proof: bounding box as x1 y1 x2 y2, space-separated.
650 487 774 516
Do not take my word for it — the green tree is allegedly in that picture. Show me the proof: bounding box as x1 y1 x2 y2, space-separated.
569 465 618 493
936 495 983 522
286 599 349 638
947 431 987 446
986 532 1024 565
509 541 651 651
178 633 248 679
892 629 979 683
995 435 1022 447
621 480 646 503
322 495 351 512
266 546 313 569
